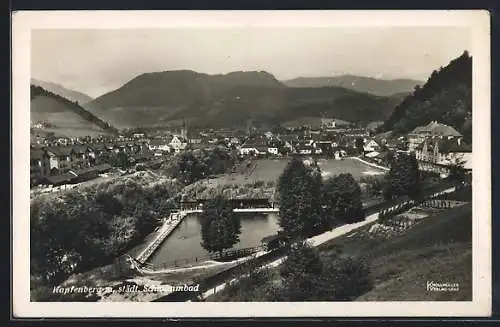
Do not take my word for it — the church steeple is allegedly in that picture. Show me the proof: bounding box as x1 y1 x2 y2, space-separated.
181 119 188 139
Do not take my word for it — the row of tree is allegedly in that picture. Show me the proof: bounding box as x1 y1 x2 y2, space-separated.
167 147 239 185
277 157 365 240
197 156 366 256
30 177 183 287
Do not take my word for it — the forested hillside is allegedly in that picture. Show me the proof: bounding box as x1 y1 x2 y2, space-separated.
31 85 118 136
379 51 472 142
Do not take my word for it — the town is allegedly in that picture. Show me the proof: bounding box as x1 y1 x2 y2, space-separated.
30 118 471 189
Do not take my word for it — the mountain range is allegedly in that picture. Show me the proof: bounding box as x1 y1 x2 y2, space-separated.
283 75 422 97
31 78 94 105
85 70 405 129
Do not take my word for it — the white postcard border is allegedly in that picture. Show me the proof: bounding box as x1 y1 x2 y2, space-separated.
12 10 491 318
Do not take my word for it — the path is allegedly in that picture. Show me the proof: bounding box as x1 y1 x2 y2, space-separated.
135 211 188 263
350 156 390 171
200 185 457 299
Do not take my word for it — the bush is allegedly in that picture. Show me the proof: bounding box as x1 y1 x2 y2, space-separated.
30 176 183 287
328 257 374 301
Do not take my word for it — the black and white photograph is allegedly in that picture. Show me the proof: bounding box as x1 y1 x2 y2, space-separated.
12 10 491 317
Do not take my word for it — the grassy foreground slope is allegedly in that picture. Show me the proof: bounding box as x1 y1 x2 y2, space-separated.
318 202 472 301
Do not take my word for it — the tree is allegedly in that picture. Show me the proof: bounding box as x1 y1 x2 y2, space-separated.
176 151 206 185
277 157 324 239
323 257 373 301
116 152 131 169
355 137 365 154
323 173 365 224
279 241 327 301
278 241 373 301
199 195 241 256
384 152 420 200
447 155 468 184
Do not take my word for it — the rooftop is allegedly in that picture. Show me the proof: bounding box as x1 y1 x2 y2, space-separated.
410 121 462 137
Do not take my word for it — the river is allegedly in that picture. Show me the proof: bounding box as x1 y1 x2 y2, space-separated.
147 213 280 268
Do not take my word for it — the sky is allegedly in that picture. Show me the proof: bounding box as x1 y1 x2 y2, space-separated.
31 27 471 98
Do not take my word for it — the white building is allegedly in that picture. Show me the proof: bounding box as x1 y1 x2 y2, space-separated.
363 139 380 152
267 147 279 155
169 135 188 153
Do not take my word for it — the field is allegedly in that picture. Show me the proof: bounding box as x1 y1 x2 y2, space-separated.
208 158 385 186
31 94 111 137
318 201 472 301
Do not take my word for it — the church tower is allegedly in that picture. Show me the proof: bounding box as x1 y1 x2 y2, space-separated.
180 119 188 139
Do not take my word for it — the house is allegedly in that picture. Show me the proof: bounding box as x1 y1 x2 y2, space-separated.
30 147 50 186
297 147 313 155
281 140 295 153
267 147 279 155
321 118 336 129
408 121 462 152
415 136 472 170
90 143 107 157
170 135 188 153
363 139 380 153
278 135 299 147
45 146 74 174
86 146 97 165
187 130 203 144
344 128 369 137
55 137 70 146
71 145 90 170
229 137 241 146
315 141 333 154
239 138 268 156
148 139 171 153
105 143 119 154
296 142 315 155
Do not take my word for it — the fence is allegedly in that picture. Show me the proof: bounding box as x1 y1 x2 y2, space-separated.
152 246 288 302
150 246 264 269
364 181 458 217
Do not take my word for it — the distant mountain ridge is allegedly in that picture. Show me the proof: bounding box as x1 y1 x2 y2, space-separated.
283 75 422 97
31 85 117 137
379 51 472 142
31 78 94 104
86 70 403 129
